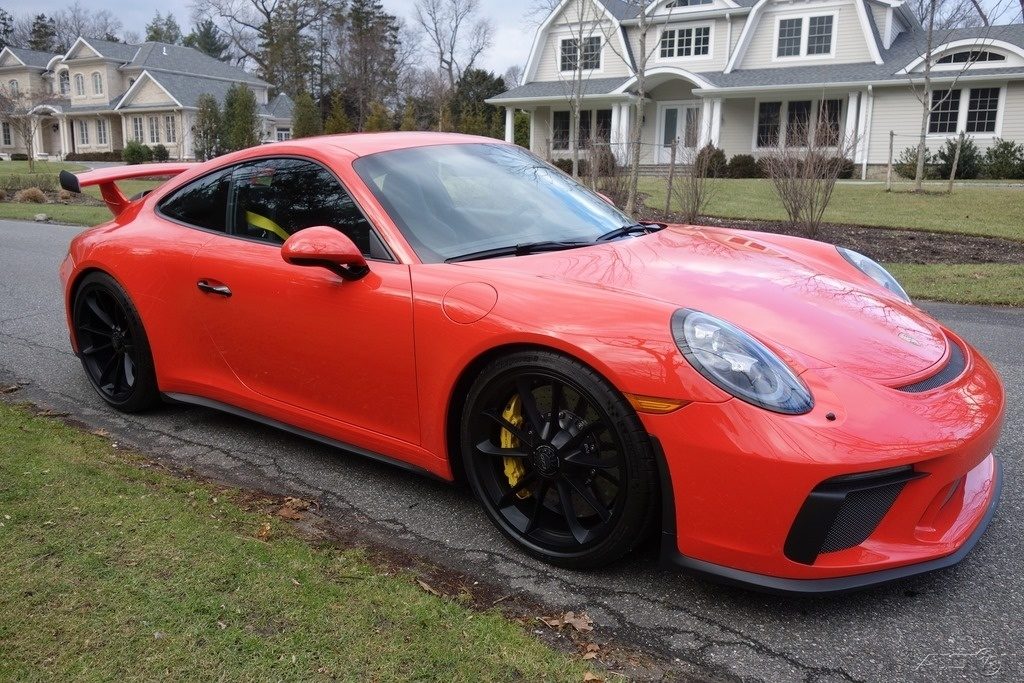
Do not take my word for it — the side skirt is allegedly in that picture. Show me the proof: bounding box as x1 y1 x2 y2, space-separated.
162 392 444 481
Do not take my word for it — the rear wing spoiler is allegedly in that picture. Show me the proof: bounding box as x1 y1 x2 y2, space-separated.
59 163 199 217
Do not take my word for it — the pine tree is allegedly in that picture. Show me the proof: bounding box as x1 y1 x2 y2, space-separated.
323 94 352 134
0 9 13 51
362 102 392 132
292 91 322 138
222 84 261 152
399 102 417 131
183 20 230 61
145 12 182 44
28 14 57 53
193 94 222 161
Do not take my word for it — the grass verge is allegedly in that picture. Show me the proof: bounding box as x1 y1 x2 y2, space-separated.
0 202 111 226
0 402 596 682
885 263 1024 306
640 178 1024 242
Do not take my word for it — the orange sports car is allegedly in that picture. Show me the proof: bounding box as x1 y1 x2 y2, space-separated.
59 133 1004 593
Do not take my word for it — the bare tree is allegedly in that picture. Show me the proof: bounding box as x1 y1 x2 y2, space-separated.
414 0 493 90
502 64 523 88
53 2 124 48
761 117 858 237
0 83 59 172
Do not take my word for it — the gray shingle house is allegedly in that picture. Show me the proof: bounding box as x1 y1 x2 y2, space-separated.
0 37 294 160
488 0 1024 177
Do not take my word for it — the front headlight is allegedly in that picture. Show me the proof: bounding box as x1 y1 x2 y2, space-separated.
837 247 910 302
671 309 813 415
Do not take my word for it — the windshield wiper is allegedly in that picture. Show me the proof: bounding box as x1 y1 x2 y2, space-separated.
595 222 663 242
445 240 591 263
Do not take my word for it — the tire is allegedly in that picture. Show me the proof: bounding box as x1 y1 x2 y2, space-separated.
72 271 160 413
460 350 658 569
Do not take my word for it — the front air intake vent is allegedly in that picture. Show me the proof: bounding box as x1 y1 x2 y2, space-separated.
898 339 967 393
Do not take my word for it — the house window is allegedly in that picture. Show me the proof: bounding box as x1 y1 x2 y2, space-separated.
937 51 1005 64
77 120 90 145
164 115 177 143
757 102 782 147
74 74 85 96
966 88 1000 133
660 26 711 58
560 36 601 72
777 19 802 57
2 122 10 146
132 116 144 141
59 72 69 95
666 0 712 6
96 119 108 145
807 16 833 55
578 110 592 146
552 110 570 150
91 72 103 95
276 128 292 141
928 89 961 134
818 99 843 146
147 116 160 143
595 109 612 142
786 101 812 146
777 15 834 58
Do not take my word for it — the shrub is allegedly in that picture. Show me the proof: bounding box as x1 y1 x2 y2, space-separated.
727 154 761 178
835 158 856 180
65 151 123 162
551 157 592 176
696 145 727 177
0 188 7 201
58 188 73 201
152 144 170 162
983 138 1024 179
122 140 153 165
10 153 29 161
14 187 46 203
936 137 981 180
894 146 940 180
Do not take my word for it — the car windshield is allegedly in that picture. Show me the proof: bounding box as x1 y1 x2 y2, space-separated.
352 143 636 263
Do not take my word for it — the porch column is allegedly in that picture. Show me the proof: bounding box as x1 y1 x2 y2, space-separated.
58 116 70 157
527 109 536 153
31 117 44 158
504 107 515 144
855 90 870 167
614 102 631 163
698 99 713 148
709 98 723 147
845 92 861 162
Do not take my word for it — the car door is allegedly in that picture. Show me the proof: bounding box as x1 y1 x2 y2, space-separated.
186 157 420 444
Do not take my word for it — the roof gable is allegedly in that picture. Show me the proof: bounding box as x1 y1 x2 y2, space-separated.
3 46 60 69
125 42 269 87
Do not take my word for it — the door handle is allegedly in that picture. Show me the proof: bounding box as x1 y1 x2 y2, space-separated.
197 280 232 297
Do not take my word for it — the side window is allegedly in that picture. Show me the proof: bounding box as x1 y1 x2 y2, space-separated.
159 167 232 232
229 158 385 258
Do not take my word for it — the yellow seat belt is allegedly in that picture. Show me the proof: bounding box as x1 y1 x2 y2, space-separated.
245 211 289 242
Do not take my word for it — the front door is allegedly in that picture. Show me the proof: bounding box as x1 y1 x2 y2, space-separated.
187 157 421 444
657 102 701 164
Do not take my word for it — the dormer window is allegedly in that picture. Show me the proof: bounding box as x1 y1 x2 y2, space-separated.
7 80 17 96
560 36 601 72
92 72 103 95
776 14 835 59
59 72 69 95
666 0 712 7
74 74 85 96
936 50 1006 64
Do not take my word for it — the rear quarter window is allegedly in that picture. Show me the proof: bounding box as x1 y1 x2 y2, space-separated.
158 168 232 232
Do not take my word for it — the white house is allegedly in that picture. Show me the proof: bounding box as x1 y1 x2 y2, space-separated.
0 38 294 160
488 0 1024 177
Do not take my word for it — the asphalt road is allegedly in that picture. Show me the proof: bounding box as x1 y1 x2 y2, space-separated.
2 218 1021 682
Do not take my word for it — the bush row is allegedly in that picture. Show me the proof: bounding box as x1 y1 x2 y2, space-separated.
1 174 57 193
64 151 124 162
895 138 1024 180
123 141 171 164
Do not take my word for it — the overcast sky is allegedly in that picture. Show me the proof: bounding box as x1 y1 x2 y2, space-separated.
21 0 534 74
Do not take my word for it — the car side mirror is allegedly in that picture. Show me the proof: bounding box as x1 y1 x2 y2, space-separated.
281 226 369 281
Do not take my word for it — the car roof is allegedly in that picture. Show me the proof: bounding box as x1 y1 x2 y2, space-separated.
272 131 506 158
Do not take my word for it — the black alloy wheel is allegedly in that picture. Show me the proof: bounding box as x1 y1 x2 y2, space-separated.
462 351 658 569
72 272 160 412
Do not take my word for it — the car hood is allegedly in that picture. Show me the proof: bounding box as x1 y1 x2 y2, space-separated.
457 226 948 384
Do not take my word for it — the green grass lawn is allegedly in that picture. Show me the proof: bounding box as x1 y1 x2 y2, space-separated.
0 402 597 682
641 178 1024 241
885 263 1024 306
0 160 88 174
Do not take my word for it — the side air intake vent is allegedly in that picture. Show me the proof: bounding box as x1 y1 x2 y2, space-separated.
898 339 966 393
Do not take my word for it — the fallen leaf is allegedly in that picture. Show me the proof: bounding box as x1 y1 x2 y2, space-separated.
583 673 603 682
582 643 600 659
275 497 312 521
416 578 440 596
90 428 110 437
0 384 20 394
256 522 272 541
564 611 594 632
36 409 69 417
216 621 227 630
291 578 301 587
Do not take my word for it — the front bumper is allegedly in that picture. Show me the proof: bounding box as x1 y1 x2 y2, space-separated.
644 330 1004 594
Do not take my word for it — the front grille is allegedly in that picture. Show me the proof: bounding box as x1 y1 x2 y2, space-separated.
898 339 966 393
784 466 925 565
818 481 908 553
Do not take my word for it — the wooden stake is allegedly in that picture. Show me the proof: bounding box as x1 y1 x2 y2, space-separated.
664 139 678 216
885 130 894 192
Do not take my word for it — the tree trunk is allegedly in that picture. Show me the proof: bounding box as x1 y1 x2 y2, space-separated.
914 100 929 192
947 131 964 194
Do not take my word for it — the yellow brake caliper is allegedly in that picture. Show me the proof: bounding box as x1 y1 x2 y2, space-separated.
501 395 531 499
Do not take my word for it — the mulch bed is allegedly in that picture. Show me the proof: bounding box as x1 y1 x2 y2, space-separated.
645 212 1024 265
